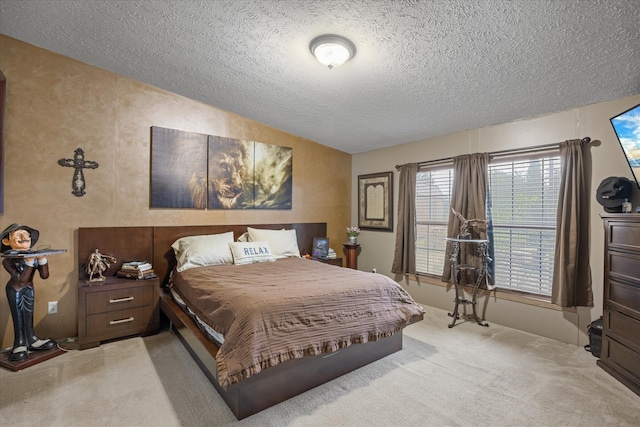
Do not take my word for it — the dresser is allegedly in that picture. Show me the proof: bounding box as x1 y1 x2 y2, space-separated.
78 277 160 350
598 214 640 397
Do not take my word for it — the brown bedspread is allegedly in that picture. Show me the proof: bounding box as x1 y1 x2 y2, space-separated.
170 257 424 387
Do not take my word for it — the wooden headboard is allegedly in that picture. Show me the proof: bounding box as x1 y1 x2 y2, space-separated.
78 223 327 285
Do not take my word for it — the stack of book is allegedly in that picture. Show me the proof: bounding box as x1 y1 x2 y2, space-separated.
116 261 157 280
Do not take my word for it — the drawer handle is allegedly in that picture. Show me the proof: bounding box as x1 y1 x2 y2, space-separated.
109 317 134 325
109 296 134 304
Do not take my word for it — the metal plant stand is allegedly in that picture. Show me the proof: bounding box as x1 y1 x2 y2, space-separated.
445 237 491 328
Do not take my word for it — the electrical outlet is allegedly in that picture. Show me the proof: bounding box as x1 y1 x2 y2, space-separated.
372 268 377 273
48 301 58 314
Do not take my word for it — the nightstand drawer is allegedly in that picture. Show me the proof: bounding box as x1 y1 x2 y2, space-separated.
85 284 154 314
86 305 155 341
312 257 343 267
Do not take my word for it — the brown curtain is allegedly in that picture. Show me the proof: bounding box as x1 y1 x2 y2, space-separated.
392 163 418 275
442 153 489 284
552 139 593 307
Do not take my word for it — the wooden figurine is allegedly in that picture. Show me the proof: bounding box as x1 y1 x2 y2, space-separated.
85 249 117 282
451 208 486 239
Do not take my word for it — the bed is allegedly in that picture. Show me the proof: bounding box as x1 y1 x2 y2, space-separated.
78 223 424 419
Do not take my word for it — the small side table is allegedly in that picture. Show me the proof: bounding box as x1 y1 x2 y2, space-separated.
343 243 360 269
445 237 490 328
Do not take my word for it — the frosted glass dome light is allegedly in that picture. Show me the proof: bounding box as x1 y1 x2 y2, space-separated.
309 34 356 69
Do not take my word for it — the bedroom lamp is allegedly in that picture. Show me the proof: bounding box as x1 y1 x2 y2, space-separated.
309 34 356 69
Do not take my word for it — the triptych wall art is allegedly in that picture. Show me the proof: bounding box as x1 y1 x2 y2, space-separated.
151 126 292 209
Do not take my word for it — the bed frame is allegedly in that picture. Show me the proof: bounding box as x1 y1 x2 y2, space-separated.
78 223 423 420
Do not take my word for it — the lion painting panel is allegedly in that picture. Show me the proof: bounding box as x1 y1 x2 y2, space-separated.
207 136 253 209
252 142 292 209
151 126 208 209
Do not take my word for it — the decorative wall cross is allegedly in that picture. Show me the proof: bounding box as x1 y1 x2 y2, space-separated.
58 148 99 197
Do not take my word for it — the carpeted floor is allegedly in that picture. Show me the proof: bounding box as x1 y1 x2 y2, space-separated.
1 305 638 426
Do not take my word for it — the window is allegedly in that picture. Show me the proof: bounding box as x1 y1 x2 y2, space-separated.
415 152 561 297
489 154 561 295
415 167 453 275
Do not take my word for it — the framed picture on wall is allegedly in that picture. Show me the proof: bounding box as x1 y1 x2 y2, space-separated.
0 71 5 216
358 171 393 231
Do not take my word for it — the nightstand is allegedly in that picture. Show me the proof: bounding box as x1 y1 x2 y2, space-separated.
77 277 160 350
312 257 343 267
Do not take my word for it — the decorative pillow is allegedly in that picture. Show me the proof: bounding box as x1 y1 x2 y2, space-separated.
229 241 277 265
236 232 249 242
171 232 234 272
246 227 301 259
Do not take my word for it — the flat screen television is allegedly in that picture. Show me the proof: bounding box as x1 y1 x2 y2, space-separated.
610 103 640 189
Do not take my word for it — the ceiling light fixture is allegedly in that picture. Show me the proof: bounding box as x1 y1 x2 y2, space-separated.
309 34 356 69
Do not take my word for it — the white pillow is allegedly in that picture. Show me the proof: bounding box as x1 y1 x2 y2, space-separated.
229 241 277 265
171 232 234 272
246 227 301 259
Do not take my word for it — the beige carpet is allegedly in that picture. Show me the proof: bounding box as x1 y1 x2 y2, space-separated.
1 305 638 426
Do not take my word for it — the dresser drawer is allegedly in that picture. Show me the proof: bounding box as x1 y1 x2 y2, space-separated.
85 305 155 342
607 309 640 351
609 220 640 252
84 284 154 315
607 279 640 315
608 250 640 285
604 337 640 385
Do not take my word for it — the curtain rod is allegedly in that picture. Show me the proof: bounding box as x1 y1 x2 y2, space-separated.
395 137 592 170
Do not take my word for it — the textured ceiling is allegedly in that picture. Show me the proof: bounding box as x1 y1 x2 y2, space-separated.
0 0 639 154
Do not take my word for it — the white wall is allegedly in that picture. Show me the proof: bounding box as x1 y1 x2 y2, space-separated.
352 94 640 346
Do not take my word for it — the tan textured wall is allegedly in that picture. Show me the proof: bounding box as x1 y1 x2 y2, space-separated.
353 93 640 346
0 36 351 347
